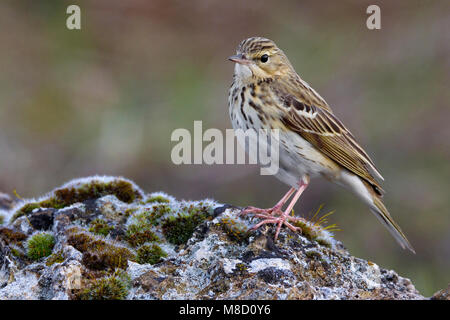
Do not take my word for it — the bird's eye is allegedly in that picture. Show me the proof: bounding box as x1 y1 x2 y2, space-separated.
260 54 269 63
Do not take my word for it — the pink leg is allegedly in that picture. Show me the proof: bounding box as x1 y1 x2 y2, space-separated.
273 187 297 209
273 181 308 240
249 177 310 241
239 187 296 217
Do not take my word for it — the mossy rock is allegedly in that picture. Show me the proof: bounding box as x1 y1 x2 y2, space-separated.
12 178 143 222
54 179 142 205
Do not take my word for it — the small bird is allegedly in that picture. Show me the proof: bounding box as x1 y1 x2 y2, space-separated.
228 37 415 253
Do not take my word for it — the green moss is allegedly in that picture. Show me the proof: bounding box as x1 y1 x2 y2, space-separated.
15 199 66 220
10 247 25 258
0 215 4 225
67 228 135 270
315 238 332 248
194 200 216 216
46 250 65 266
161 208 208 245
236 262 246 270
21 202 40 214
125 222 160 247
55 179 141 205
0 227 27 245
135 204 172 226
292 209 335 248
218 216 250 242
27 232 55 260
89 219 114 237
14 202 41 219
292 206 337 247
292 220 334 248
293 220 320 241
136 243 167 265
305 249 322 259
12 179 143 222
76 270 130 300
124 208 137 217
144 195 170 204
124 204 174 247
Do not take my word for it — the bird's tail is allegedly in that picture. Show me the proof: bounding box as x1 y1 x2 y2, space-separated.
369 192 415 253
335 171 415 253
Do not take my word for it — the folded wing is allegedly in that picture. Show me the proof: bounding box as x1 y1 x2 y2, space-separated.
274 81 384 194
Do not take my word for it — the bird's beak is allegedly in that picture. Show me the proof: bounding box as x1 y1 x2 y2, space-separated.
228 54 252 65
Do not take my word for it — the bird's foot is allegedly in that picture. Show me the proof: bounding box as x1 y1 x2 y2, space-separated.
239 204 283 217
250 211 302 241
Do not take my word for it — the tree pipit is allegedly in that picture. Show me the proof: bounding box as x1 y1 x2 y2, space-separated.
228 37 414 252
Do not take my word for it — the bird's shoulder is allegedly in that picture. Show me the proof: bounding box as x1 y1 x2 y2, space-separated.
269 75 332 113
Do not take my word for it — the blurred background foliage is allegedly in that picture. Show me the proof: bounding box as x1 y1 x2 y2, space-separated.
0 0 449 296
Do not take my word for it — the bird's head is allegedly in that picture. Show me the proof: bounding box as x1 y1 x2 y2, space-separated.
228 37 294 81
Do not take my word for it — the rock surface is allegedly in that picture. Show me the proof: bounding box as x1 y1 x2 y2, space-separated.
0 176 436 300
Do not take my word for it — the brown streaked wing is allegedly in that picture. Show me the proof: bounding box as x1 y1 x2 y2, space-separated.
277 90 384 194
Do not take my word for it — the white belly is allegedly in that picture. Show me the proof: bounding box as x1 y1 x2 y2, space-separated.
229 88 338 188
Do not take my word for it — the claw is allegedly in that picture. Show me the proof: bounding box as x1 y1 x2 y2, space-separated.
251 212 302 240
239 205 283 218
238 184 308 241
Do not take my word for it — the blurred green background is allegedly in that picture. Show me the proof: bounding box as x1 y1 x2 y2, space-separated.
0 0 448 296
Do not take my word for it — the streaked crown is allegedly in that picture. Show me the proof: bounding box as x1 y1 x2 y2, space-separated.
237 37 278 56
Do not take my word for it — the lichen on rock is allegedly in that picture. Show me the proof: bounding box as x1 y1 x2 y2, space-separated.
0 176 435 300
